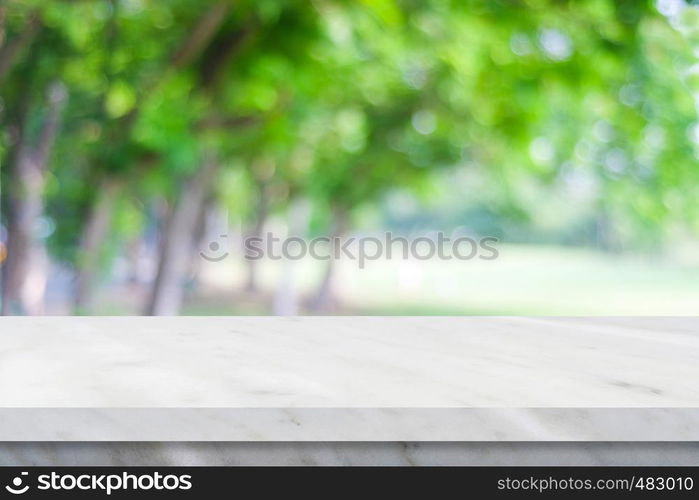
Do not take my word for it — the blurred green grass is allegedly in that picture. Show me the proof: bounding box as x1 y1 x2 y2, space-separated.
169 244 699 315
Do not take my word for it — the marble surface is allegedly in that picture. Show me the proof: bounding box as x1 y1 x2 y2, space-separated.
3 443 699 466
0 316 697 441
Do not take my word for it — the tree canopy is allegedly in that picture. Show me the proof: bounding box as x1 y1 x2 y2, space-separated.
1 0 698 314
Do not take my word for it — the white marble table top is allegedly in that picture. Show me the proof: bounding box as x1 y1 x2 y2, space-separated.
0 316 697 440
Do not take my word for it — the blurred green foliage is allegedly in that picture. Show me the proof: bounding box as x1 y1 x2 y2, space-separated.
1 0 699 313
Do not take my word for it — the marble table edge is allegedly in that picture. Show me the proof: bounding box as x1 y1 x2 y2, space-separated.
1 407 698 442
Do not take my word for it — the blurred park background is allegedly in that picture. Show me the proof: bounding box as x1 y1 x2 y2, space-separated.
2 0 699 316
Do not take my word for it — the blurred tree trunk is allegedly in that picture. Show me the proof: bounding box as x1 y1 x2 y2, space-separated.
1 81 66 315
308 206 347 313
273 197 310 315
0 6 4 48
69 0 233 312
595 209 621 252
244 179 268 293
72 178 121 313
187 192 218 285
146 158 218 315
142 6 252 313
0 10 40 82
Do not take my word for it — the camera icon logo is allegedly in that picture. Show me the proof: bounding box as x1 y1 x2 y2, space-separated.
200 234 230 262
5 472 29 495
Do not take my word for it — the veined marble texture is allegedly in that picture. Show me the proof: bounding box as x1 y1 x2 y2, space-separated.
0 316 697 441
3 443 699 466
